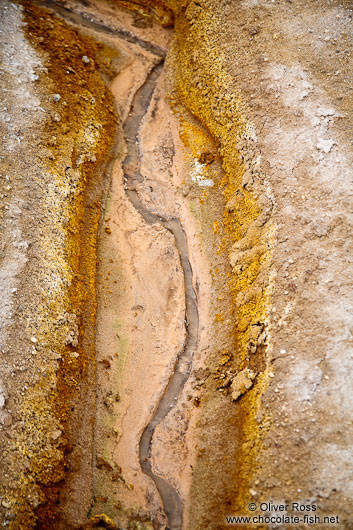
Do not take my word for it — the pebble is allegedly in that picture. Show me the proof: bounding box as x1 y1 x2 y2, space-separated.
231 368 256 401
82 55 90 63
0 412 12 427
280 348 287 354
50 429 62 441
317 138 335 153
53 94 61 102
30 336 37 343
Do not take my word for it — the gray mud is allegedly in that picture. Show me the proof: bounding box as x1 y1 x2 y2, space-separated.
122 62 199 530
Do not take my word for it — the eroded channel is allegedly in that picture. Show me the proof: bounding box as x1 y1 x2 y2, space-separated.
122 62 199 529
29 2 199 525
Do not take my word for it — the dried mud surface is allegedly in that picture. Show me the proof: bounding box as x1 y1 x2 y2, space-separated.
0 0 353 529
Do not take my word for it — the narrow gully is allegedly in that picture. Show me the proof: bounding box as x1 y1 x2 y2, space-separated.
30 2 198 524
122 62 199 530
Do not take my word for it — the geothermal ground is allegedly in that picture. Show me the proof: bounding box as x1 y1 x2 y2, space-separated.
0 1 353 529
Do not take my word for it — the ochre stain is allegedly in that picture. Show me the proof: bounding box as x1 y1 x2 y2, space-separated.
164 0 274 525
9 3 118 528
112 0 174 27
11 0 274 528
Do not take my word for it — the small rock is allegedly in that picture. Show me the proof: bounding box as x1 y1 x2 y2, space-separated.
66 329 78 347
0 411 12 427
50 429 62 441
82 55 90 63
30 336 37 343
100 359 111 369
231 368 256 401
218 353 231 365
53 94 61 102
96 456 113 471
317 138 335 153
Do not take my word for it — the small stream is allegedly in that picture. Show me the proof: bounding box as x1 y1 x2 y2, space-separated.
122 61 199 530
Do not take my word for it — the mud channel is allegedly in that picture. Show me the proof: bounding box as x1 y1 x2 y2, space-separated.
28 2 198 526
122 58 199 530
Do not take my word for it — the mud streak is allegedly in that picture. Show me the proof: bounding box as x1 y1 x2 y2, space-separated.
122 63 199 530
